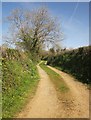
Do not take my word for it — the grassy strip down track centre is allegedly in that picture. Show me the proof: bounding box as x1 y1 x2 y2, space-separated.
40 61 69 93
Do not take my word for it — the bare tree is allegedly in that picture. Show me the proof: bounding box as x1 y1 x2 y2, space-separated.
7 7 63 54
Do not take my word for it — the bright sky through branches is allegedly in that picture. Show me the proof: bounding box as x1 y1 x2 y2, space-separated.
2 2 89 49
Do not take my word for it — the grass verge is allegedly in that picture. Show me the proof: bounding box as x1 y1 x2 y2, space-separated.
53 66 90 89
2 51 40 118
0 59 2 119
39 61 69 93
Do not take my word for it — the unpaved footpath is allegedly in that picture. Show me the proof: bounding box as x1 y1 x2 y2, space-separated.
48 66 89 118
18 65 60 118
17 65 89 118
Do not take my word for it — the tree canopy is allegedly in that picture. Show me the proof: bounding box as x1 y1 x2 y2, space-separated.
6 7 63 55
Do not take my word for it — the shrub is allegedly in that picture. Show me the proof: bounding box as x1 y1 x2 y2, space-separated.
47 46 90 84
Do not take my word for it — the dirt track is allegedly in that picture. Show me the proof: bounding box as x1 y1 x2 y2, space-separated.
17 65 89 118
48 66 89 118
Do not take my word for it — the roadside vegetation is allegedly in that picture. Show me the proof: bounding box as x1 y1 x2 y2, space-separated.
46 46 90 85
0 58 2 119
2 6 62 118
40 61 69 93
2 5 90 118
2 48 39 118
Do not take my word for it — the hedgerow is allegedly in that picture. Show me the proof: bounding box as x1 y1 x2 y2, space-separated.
47 46 90 84
2 48 39 118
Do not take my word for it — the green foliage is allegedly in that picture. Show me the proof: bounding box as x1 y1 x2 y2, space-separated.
0 59 2 119
47 46 90 84
40 61 69 93
2 48 39 118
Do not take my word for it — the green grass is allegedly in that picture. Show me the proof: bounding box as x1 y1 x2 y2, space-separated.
2 53 39 118
0 59 2 119
0 91 2 119
53 66 91 89
40 61 69 93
